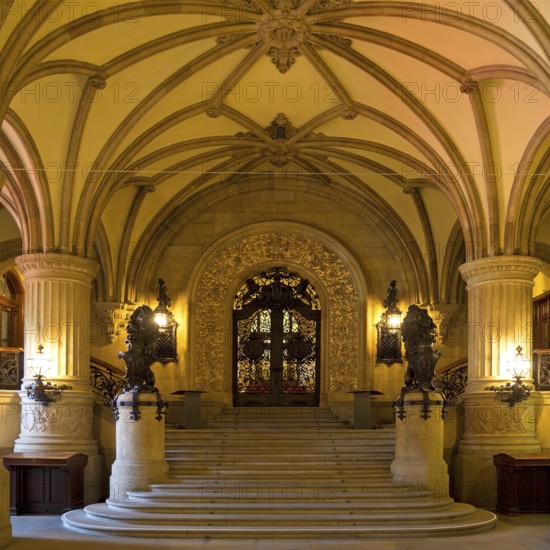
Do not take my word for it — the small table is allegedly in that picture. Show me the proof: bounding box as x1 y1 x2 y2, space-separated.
3 452 88 515
493 453 550 515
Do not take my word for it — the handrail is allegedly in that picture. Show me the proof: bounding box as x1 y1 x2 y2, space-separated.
434 356 467 376
433 358 468 404
90 355 125 375
90 356 126 405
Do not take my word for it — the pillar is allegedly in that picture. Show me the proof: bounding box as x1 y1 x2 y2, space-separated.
391 391 451 503
109 391 169 502
13 253 103 503
454 256 541 508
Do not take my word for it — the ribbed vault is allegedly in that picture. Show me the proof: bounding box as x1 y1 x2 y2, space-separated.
0 0 548 306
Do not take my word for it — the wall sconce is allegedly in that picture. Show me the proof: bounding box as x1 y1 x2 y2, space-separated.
25 345 72 404
486 346 531 406
384 280 402 332
376 280 403 365
153 278 178 363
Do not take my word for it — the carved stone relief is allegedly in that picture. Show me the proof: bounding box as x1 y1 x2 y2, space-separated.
464 401 537 434
195 232 359 393
20 400 94 436
93 302 134 343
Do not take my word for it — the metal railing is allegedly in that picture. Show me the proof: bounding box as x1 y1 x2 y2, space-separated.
0 347 23 389
533 349 550 391
433 357 468 404
90 356 126 405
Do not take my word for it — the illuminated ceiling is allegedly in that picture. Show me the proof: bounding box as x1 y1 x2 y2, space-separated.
0 0 549 302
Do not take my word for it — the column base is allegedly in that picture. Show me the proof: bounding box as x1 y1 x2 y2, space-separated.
13 392 102 504
454 391 541 508
110 460 169 503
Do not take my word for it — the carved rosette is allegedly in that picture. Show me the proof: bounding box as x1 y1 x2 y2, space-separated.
195 232 359 393
267 141 297 167
257 12 309 73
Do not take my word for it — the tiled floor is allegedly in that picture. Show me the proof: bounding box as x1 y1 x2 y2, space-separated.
4 513 550 550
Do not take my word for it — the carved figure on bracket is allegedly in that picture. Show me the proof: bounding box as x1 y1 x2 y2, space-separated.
393 304 445 420
118 305 159 391
401 304 441 390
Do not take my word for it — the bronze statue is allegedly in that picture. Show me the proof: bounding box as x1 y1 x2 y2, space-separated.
393 304 444 420
401 304 441 391
118 305 159 390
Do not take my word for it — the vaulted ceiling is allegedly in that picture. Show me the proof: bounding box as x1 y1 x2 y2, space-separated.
0 0 549 303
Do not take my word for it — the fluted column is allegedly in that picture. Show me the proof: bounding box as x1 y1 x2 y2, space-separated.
13 253 103 503
454 256 541 508
459 256 541 391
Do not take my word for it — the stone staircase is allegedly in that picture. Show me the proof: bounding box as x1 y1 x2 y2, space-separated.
63 407 497 538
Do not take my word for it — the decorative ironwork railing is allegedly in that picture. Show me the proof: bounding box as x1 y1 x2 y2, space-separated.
0 347 23 389
90 356 126 405
433 357 468 404
533 349 550 391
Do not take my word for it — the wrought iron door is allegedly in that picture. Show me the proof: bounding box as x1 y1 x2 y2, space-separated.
233 268 321 406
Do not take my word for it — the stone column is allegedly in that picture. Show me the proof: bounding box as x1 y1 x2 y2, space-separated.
454 256 541 507
391 391 450 503
109 391 169 502
13 253 103 503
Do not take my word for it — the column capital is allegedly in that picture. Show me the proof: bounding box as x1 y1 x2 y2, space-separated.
15 253 99 283
459 255 540 287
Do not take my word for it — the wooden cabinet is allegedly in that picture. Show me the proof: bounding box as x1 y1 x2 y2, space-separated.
493 453 550 515
3 452 88 515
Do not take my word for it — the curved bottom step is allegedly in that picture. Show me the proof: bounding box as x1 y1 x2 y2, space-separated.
62 505 497 539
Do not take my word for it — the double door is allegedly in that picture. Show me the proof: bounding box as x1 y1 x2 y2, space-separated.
233 303 320 406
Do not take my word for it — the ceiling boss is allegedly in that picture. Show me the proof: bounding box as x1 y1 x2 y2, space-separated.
257 7 310 73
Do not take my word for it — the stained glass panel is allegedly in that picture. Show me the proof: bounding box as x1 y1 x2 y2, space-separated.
236 311 271 394
282 310 317 394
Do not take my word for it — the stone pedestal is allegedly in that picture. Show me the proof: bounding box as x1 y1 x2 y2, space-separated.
0 464 11 548
453 392 540 508
391 391 450 502
109 391 169 503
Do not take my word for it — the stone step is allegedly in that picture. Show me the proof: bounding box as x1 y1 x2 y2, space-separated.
63 409 497 539
165 428 395 437
149 479 397 491
166 458 392 468
63 506 497 538
122 489 437 505
88 500 470 525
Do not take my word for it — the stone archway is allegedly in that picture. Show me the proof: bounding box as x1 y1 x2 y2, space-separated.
193 232 360 400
